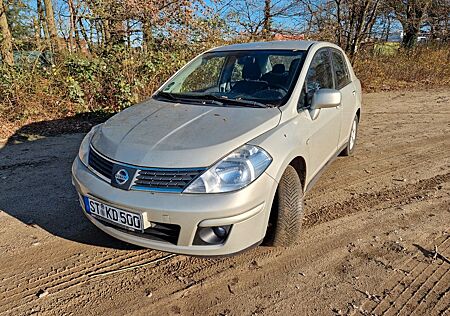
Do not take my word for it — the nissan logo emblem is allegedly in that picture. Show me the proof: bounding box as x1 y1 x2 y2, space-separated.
115 169 129 185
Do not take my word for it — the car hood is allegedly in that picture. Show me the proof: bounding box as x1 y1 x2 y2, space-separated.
91 98 281 168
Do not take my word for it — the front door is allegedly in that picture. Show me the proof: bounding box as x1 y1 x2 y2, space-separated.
299 48 342 178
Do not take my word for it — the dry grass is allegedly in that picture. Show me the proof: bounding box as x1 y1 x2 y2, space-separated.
354 44 450 92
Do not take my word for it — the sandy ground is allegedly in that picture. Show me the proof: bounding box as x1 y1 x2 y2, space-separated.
0 90 449 316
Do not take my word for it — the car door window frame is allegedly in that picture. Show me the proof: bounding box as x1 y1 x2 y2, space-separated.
330 48 351 90
297 48 334 112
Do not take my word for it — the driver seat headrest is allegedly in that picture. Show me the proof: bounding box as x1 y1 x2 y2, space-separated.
272 64 286 74
242 62 261 80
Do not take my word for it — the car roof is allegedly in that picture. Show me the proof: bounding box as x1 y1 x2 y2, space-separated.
209 40 318 52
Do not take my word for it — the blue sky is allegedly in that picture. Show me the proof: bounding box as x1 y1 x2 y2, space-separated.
20 0 404 43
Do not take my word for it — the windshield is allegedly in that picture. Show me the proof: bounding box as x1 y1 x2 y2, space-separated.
156 49 306 107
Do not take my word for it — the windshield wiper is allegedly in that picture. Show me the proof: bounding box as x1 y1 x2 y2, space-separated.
155 92 224 106
156 92 271 108
202 95 270 108
155 91 180 101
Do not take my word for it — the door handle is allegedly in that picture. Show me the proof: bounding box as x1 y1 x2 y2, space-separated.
352 90 356 96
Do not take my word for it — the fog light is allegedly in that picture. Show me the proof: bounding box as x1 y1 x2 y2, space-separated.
194 225 231 245
213 226 227 238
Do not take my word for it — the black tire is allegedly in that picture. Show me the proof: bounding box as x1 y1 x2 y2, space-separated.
341 115 359 156
265 165 304 247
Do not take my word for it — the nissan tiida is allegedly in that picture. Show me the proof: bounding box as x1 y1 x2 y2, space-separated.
72 41 362 256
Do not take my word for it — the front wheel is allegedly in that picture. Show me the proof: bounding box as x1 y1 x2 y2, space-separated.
265 165 304 247
341 115 359 156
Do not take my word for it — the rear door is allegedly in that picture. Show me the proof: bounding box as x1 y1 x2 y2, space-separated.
330 49 357 148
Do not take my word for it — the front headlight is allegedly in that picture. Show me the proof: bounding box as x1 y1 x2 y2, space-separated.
78 124 101 166
184 145 272 193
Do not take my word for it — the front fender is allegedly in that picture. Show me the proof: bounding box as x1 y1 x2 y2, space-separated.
249 113 311 190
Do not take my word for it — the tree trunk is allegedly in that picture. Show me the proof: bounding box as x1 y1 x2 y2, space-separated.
335 0 342 46
263 0 271 38
402 22 420 48
0 0 14 66
72 1 81 51
401 2 422 48
78 18 90 53
349 0 370 57
74 24 81 51
345 4 356 52
91 19 98 47
102 19 111 49
68 0 76 52
43 0 63 54
142 19 152 52
37 0 49 46
109 19 125 48
126 20 131 47
384 14 391 42
33 17 41 50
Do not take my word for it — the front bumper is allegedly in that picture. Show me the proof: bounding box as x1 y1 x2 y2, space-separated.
71 157 277 256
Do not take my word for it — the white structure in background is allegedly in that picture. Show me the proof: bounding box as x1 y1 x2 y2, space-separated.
388 31 430 43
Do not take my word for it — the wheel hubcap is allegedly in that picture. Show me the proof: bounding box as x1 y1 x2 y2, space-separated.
349 119 357 150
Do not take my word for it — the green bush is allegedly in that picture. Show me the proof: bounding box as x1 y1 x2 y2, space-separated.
0 43 206 134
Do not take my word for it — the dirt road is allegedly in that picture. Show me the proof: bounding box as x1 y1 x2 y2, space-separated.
0 90 449 316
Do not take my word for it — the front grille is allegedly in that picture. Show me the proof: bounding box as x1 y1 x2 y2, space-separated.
88 146 205 192
133 169 204 192
88 149 113 179
96 218 181 245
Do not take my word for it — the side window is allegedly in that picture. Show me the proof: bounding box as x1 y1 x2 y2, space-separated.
298 49 333 110
331 51 351 89
306 49 333 91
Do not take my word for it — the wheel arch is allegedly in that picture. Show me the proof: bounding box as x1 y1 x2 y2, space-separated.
288 156 307 193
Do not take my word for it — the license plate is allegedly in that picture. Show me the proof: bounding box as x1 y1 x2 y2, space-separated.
83 197 143 231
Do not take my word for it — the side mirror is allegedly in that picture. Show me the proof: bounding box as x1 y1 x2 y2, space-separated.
309 89 341 120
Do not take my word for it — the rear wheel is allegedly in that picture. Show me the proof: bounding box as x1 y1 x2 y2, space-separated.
341 115 359 156
265 165 304 247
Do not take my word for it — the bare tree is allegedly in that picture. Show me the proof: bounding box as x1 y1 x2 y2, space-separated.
298 0 380 56
387 0 432 48
427 0 450 41
0 0 14 65
43 0 64 53
224 0 302 38
299 0 337 40
343 0 380 57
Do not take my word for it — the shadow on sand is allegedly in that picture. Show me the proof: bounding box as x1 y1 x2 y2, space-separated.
0 112 141 250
